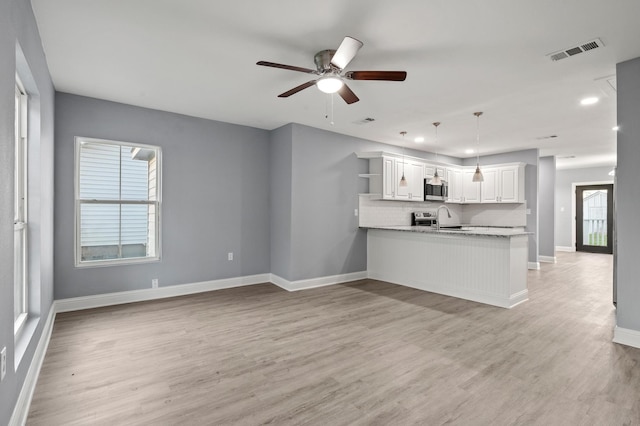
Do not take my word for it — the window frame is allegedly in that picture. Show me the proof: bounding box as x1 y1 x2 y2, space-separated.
74 136 162 268
14 75 28 336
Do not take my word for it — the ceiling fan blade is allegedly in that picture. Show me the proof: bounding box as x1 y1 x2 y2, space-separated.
257 61 317 74
330 36 363 70
278 80 318 98
345 71 407 81
338 84 359 104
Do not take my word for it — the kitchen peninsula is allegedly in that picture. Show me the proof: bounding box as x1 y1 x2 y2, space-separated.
365 226 530 308
356 150 532 309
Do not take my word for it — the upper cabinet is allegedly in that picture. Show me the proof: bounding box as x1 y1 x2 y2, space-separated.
497 165 525 203
356 152 525 205
360 154 424 201
479 164 525 203
446 168 462 203
395 159 425 201
461 168 482 203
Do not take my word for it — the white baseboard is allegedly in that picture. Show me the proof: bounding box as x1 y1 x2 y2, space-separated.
10 305 57 426
556 246 575 252
528 262 540 270
539 256 557 264
613 326 640 349
56 273 271 313
270 271 368 291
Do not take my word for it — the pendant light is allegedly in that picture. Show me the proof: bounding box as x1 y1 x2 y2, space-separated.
399 131 408 187
472 112 484 183
431 122 442 186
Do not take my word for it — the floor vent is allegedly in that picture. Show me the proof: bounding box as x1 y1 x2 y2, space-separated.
547 38 604 62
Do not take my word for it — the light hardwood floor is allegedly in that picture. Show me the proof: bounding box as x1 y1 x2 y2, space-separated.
27 252 640 425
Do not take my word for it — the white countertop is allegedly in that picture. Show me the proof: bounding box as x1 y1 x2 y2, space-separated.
361 225 532 238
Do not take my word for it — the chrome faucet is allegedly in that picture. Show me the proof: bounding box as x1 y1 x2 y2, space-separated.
435 205 452 231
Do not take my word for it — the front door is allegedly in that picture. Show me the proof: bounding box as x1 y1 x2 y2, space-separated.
576 184 613 254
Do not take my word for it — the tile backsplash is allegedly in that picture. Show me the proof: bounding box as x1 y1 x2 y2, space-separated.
359 196 526 227
358 196 463 227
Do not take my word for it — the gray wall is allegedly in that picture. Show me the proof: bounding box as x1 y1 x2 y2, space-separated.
0 0 55 423
464 149 539 264
269 124 293 279
54 93 271 299
616 56 640 332
554 166 613 249
269 123 461 282
538 156 556 258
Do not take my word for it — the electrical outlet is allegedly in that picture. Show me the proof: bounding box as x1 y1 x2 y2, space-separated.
151 278 158 289
354 209 358 217
228 252 233 261
1 346 6 382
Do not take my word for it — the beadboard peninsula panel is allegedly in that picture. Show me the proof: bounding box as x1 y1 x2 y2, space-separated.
367 229 528 308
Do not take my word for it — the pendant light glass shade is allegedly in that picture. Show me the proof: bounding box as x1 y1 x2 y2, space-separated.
431 172 442 186
431 122 442 186
399 131 408 187
472 165 484 182
472 112 484 182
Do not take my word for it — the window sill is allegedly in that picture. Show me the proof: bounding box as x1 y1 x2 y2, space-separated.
14 315 39 369
75 256 161 269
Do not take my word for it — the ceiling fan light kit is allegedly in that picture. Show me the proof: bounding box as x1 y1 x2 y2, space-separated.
257 36 407 105
316 76 343 94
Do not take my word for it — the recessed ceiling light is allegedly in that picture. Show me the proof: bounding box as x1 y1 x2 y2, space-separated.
580 97 599 105
612 126 620 131
414 136 424 143
465 149 475 154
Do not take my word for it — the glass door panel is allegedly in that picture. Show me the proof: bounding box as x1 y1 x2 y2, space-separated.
576 184 613 254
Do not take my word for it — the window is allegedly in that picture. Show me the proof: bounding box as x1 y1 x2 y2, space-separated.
75 137 161 267
14 76 28 335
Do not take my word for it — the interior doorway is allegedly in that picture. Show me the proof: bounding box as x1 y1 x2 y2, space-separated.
576 184 613 254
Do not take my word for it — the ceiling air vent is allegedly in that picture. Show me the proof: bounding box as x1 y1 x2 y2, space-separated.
547 38 604 62
353 117 376 125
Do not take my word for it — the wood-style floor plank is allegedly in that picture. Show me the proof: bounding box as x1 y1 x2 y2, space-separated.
27 252 640 425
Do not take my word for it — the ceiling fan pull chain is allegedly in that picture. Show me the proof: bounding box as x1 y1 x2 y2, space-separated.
325 94 329 120
331 93 335 126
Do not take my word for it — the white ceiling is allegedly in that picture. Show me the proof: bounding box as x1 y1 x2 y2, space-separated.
31 0 640 169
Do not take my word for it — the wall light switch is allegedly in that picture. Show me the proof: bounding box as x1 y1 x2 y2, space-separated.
228 252 233 261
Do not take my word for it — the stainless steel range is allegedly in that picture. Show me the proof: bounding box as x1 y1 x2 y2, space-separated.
411 211 437 227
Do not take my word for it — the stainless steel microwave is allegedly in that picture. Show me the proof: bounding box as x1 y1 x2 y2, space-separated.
424 179 448 201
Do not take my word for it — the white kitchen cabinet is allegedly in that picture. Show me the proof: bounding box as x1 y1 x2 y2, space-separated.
360 155 424 201
498 165 524 202
395 158 424 201
462 168 482 203
480 167 499 203
382 156 395 199
480 163 525 203
446 167 463 203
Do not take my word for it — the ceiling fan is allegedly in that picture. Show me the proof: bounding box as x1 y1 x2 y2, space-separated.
257 36 407 104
